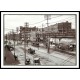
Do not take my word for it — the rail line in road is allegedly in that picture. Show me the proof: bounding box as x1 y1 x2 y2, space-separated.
18 45 75 66
19 46 57 65
61 55 75 65
34 48 75 65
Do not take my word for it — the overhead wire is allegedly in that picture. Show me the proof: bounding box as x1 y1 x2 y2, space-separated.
29 15 63 26
45 16 75 26
5 16 75 34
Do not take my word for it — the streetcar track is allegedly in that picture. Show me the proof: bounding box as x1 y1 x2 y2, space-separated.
18 45 75 65
34 48 75 64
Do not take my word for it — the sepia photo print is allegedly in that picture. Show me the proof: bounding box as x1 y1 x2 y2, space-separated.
1 12 79 68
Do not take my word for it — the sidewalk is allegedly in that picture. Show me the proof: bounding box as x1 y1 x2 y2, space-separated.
4 47 20 65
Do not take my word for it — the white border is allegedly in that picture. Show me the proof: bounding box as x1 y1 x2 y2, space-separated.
1 12 79 68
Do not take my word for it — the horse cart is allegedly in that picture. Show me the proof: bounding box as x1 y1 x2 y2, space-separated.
28 48 35 54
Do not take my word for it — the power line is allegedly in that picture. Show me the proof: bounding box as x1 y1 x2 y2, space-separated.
30 16 75 28
45 17 75 26
29 15 63 26
34 17 75 28
5 28 18 33
5 16 75 34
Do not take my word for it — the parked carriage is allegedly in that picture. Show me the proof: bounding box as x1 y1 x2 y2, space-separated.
25 58 31 65
14 55 18 60
33 57 40 65
28 48 35 54
68 43 76 51
32 42 39 47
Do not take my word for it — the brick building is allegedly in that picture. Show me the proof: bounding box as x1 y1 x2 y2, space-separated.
36 21 75 39
58 21 71 34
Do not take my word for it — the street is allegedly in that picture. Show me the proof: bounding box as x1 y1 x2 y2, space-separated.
10 43 76 66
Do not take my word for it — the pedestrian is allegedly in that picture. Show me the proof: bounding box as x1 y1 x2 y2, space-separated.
4 56 6 61
14 55 17 61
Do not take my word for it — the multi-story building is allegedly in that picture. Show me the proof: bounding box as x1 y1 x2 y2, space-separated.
19 26 37 41
18 21 75 43
58 21 71 34
36 21 75 39
43 23 58 33
43 21 72 34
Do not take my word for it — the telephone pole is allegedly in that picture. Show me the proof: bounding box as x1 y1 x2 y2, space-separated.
44 15 51 53
12 29 15 56
24 22 29 65
10 31 11 42
47 15 50 53
24 27 26 65
6 34 7 45
8 32 10 44
16 27 19 45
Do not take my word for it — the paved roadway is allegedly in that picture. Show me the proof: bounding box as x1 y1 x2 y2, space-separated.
14 45 76 66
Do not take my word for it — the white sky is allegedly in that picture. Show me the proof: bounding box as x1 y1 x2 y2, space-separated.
4 14 76 34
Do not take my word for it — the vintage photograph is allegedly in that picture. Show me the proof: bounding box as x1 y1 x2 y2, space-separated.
1 12 79 68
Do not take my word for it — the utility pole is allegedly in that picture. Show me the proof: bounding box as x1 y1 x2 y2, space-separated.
6 34 7 45
20 26 22 44
16 27 19 45
24 27 26 65
24 22 29 65
45 15 51 53
47 15 49 53
42 24 44 32
25 22 29 47
10 31 11 41
12 30 15 56
42 24 46 47
55 33 56 50
42 23 44 47
8 32 10 44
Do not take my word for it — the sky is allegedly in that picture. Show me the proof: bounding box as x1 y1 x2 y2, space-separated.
4 14 76 34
